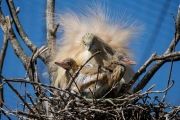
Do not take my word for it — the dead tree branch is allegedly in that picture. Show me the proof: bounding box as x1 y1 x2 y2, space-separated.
0 11 9 110
6 0 47 64
6 0 37 52
0 10 10 101
46 0 60 83
5 81 35 114
132 6 180 93
0 8 29 69
46 0 56 60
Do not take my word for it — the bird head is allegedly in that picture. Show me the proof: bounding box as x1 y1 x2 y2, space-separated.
55 58 79 72
82 33 99 53
82 33 115 56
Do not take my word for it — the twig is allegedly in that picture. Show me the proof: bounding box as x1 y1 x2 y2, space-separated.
1 76 84 99
8 27 30 69
132 6 180 92
1 108 43 119
65 51 101 91
5 81 35 114
26 93 39 113
1 109 11 120
0 12 10 109
131 52 180 89
162 10 180 101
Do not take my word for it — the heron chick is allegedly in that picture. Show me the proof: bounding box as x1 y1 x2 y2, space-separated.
53 4 138 97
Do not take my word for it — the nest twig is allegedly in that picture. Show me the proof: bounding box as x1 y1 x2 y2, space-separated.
0 76 179 120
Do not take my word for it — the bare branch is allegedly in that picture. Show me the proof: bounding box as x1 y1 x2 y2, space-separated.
1 76 84 99
6 0 37 51
0 25 9 74
1 108 43 119
46 0 56 60
5 81 35 114
132 6 180 92
0 9 29 68
6 0 47 64
45 0 59 84
8 27 29 68
131 52 180 87
0 12 10 109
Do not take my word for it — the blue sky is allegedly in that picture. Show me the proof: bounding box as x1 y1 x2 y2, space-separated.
0 0 180 118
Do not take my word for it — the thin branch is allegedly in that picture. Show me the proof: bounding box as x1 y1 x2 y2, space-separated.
0 7 11 109
133 36 180 93
8 27 29 69
0 35 8 111
1 110 12 120
5 81 35 114
6 0 48 64
65 51 101 91
6 0 37 51
26 93 42 115
0 13 9 109
0 9 29 69
0 26 9 76
132 6 180 92
1 108 43 119
131 52 180 87
1 76 84 99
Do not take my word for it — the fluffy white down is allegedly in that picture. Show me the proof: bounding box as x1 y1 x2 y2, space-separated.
53 5 138 89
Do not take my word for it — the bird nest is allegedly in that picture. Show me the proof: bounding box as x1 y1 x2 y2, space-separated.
43 85 180 120
2 77 179 120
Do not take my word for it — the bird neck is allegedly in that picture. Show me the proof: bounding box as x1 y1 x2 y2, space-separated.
65 70 74 80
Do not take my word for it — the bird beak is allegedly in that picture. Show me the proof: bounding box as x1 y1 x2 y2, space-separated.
54 61 70 70
121 56 136 65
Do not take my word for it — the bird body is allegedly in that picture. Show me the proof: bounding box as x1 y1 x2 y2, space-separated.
54 5 136 67
53 4 138 97
54 58 110 97
54 56 133 98
54 58 78 89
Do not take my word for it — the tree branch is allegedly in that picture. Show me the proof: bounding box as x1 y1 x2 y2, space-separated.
6 0 37 52
6 0 48 64
6 81 35 114
0 11 9 109
131 51 180 86
46 0 56 60
46 0 59 83
132 6 180 92
0 8 39 84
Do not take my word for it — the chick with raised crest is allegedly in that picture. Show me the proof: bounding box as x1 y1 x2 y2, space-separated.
53 4 137 97
81 33 135 84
